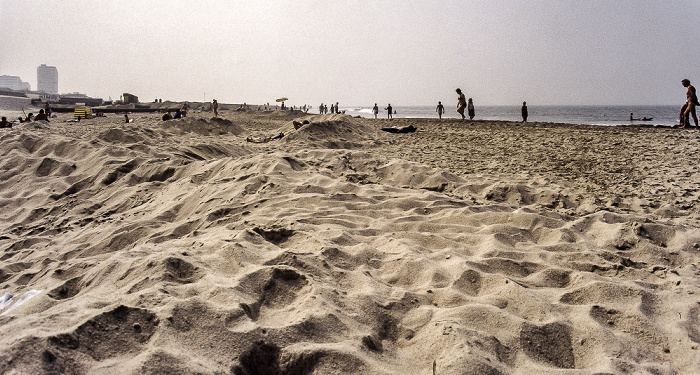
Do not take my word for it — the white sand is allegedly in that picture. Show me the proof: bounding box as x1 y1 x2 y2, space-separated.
0 110 699 374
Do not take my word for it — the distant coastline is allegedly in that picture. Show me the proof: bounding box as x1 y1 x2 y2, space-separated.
342 105 681 127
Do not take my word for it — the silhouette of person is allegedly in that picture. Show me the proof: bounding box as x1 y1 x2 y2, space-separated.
0 117 11 128
456 89 466 120
467 98 475 120
681 79 699 128
386 104 393 119
521 101 528 122
436 101 445 120
34 109 49 122
212 99 219 117
373 103 379 119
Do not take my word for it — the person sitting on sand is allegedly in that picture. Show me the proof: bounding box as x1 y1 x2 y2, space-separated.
680 79 699 129
0 117 12 128
33 109 49 122
456 89 466 120
436 101 445 120
24 113 34 122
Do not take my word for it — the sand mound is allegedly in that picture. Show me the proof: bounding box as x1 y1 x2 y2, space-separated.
1 114 699 374
285 114 376 148
161 117 245 136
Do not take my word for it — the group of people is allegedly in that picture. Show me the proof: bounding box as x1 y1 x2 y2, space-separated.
2 109 51 127
318 102 341 114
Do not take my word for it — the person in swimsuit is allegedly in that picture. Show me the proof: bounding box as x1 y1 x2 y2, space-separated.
680 79 699 128
456 88 466 120
436 101 445 120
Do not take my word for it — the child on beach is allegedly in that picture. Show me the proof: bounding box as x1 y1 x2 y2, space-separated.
467 98 475 120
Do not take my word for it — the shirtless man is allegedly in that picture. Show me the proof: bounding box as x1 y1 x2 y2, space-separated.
436 101 445 120
680 79 699 128
456 88 466 120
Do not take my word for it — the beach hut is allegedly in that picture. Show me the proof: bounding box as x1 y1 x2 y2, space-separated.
73 106 91 120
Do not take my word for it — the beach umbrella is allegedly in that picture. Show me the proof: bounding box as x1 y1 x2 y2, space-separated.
276 97 288 102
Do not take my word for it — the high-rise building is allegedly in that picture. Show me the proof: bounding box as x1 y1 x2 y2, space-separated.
0 75 31 91
37 64 58 94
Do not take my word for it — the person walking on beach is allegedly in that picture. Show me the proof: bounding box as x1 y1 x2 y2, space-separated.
467 98 475 120
386 104 393 119
212 99 219 117
521 101 528 122
680 79 699 128
436 101 445 120
373 103 379 119
456 88 466 120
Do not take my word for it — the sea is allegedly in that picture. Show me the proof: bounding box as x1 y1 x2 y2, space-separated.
334 105 682 127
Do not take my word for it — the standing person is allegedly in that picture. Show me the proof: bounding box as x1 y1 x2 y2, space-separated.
319 103 324 114
436 101 445 120
467 98 475 120
456 89 466 120
385 104 393 119
335 102 340 114
681 79 699 128
212 99 219 117
44 102 51 117
373 103 379 119
324 104 328 114
521 101 528 122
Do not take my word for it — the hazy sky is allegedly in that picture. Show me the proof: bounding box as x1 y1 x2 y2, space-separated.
1 0 699 106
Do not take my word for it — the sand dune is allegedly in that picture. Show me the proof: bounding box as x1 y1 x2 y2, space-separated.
1 110 699 374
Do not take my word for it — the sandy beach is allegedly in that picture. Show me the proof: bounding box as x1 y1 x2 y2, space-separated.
1 109 699 374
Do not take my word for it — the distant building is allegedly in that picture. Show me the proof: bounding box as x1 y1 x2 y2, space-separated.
57 93 103 106
123 93 139 104
37 64 58 94
0 75 31 91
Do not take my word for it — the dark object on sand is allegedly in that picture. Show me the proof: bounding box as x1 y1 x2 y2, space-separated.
381 125 417 133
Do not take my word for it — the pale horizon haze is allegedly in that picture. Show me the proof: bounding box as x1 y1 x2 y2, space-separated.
1 0 699 107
